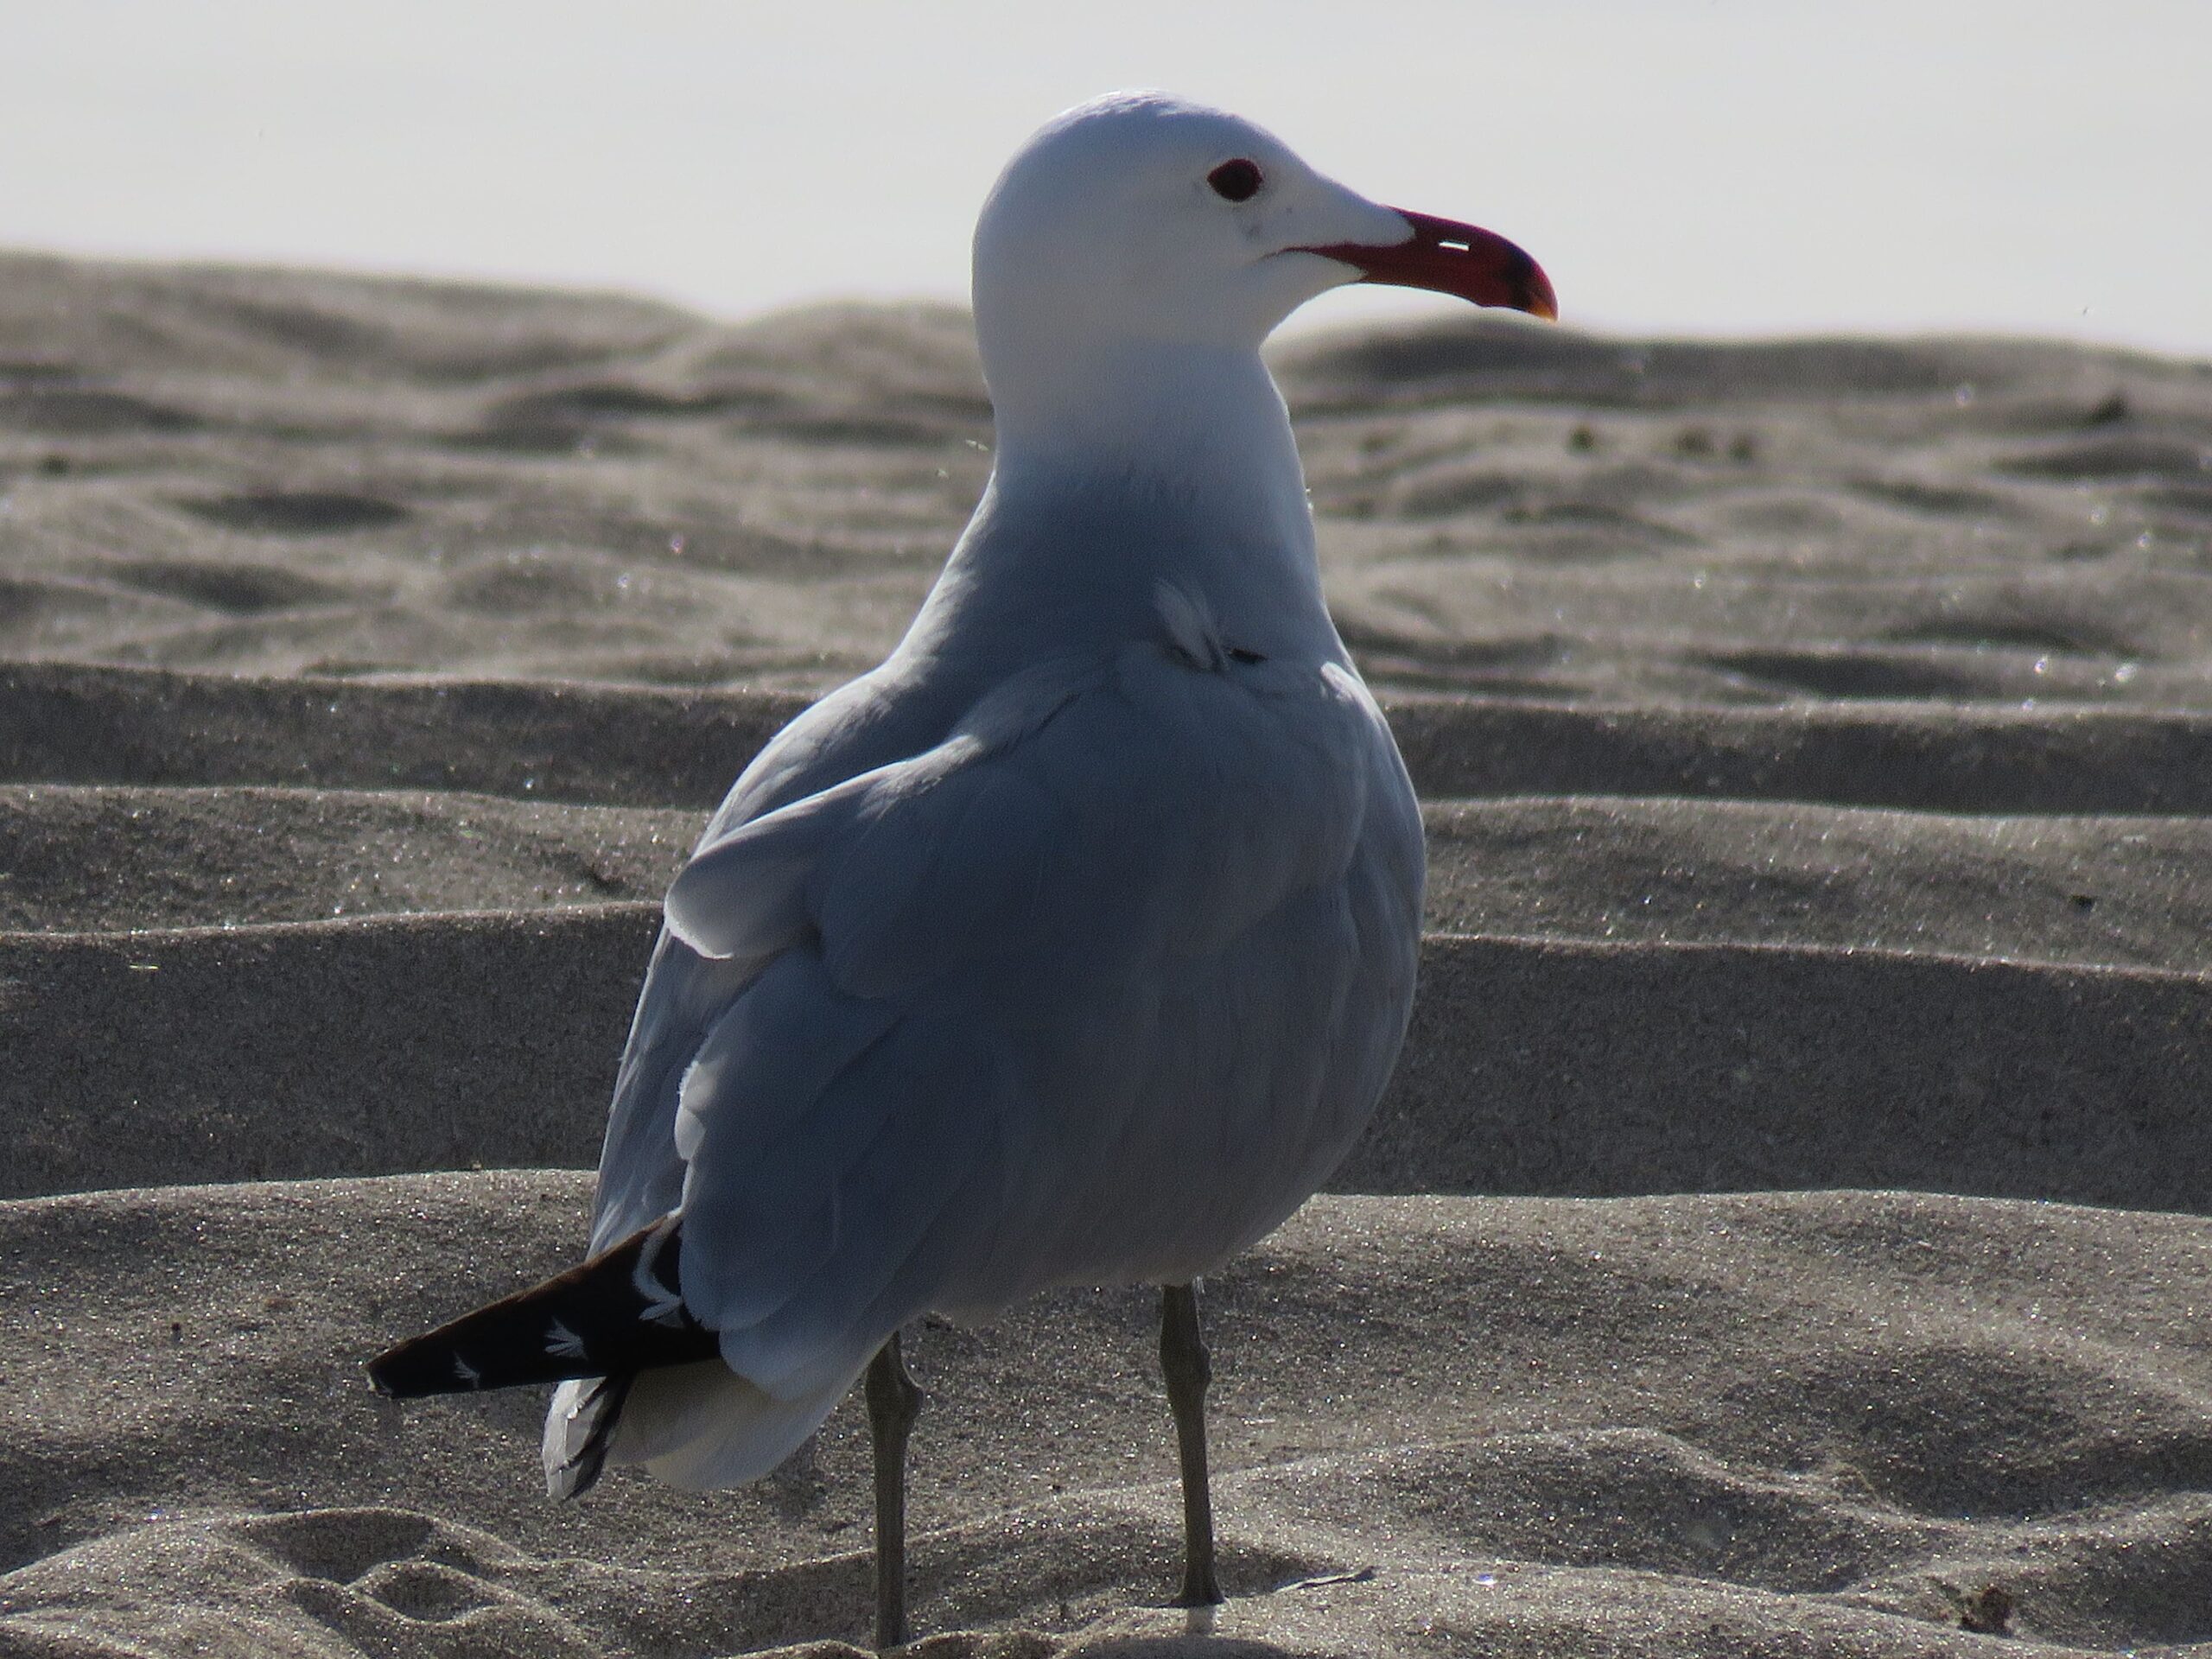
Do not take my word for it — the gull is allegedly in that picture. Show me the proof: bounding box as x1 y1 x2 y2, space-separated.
369 89 1554 1649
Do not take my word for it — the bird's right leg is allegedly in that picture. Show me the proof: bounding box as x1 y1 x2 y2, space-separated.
864 1330 925 1650
1159 1281 1224 1605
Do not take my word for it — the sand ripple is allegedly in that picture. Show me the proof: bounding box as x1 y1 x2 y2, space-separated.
5 1177 2211 1656
3 256 2210 1655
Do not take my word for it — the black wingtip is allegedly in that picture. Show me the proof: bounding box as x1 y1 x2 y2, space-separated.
364 1215 716 1400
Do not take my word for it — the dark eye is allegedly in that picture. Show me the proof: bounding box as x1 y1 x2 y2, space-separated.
1206 159 1263 202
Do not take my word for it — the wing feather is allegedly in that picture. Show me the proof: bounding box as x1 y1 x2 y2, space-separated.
665 645 1408 1338
582 639 1417 1454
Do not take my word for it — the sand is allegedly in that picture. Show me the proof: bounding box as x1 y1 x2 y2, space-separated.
3 251 2210 1656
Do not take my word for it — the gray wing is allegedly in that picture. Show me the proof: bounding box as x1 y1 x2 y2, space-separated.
646 641 1421 1401
582 664 959 1256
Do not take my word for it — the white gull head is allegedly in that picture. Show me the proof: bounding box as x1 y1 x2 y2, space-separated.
970 91 1554 457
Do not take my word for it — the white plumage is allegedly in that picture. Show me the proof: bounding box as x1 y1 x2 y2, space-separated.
360 83 1553 1644
356 94 1554 1645
543 91 1444 1497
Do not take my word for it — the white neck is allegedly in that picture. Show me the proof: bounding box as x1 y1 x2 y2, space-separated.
895 334 1335 681
987 335 1304 524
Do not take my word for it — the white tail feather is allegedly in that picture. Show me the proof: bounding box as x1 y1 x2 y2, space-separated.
557 1356 864 1491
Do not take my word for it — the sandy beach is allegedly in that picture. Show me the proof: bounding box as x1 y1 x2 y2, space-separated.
3 250 2210 1656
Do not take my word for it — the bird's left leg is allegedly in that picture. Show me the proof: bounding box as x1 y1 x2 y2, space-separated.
1159 1281 1224 1605
864 1329 925 1650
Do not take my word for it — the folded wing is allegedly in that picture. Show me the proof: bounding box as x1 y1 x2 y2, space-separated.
529 641 1419 1491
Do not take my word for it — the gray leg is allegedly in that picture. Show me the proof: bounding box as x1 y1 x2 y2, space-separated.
864 1331 924 1650
1159 1282 1224 1605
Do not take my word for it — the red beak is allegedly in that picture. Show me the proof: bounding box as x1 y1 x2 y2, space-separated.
1300 207 1557 321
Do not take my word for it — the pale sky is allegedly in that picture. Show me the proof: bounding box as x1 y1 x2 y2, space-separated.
4 0 2206 356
